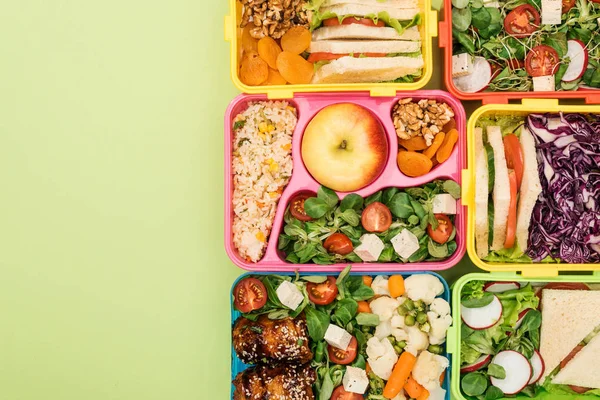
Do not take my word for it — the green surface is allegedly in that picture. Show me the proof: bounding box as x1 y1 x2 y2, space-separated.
0 2 478 399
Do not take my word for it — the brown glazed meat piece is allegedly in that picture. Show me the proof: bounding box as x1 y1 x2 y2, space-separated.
232 315 312 364
233 363 316 400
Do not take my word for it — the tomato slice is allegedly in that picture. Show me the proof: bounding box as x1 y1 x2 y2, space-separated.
427 214 454 244
504 134 524 189
307 52 388 63
323 233 354 255
504 170 518 249
323 17 385 28
560 345 584 369
504 4 540 38
525 45 560 77
563 0 577 12
361 202 393 233
328 336 358 365
233 278 268 313
508 59 526 70
570 385 591 394
307 276 339 305
331 385 364 399
289 193 315 222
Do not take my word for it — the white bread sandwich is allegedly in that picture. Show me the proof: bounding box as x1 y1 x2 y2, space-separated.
308 40 421 57
474 127 489 259
318 0 420 9
312 24 421 41
487 126 511 251
551 332 600 391
539 289 600 384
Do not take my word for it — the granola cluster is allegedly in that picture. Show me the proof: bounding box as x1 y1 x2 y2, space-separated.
393 98 455 146
240 0 310 39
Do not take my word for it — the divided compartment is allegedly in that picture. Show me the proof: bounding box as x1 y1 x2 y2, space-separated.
230 270 453 400
438 0 600 104
225 91 467 272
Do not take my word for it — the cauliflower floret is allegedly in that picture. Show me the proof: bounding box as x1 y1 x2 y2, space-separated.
391 327 408 342
428 311 452 345
375 320 393 339
372 275 390 295
392 390 407 400
430 298 451 316
366 337 398 380
412 351 450 392
405 325 429 356
370 296 400 321
428 385 447 400
390 314 405 329
404 275 444 304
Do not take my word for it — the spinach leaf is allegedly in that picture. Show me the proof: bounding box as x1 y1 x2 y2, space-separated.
443 180 462 199
555 63 568 87
485 386 505 400
519 309 541 333
584 67 600 87
301 276 328 283
428 239 449 258
408 215 420 226
318 186 339 209
314 340 326 363
278 234 291 250
452 7 472 31
340 193 364 212
411 200 427 220
569 27 592 44
478 8 503 39
356 312 380 326
318 369 334 400
471 6 491 30
448 240 458 256
389 193 414 219
268 309 290 319
382 187 399 206
379 245 395 262
543 32 568 58
452 0 469 7
340 209 360 227
487 363 506 379
462 292 495 308
408 247 428 263
305 306 330 342
305 197 330 218
352 354 366 369
461 372 488 396
333 298 358 327
365 191 382 205
454 31 475 54
405 187 429 200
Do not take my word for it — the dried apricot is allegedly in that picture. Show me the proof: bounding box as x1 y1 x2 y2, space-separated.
442 118 457 133
423 131 446 159
398 136 428 151
276 51 314 84
240 51 268 86
397 151 433 177
436 129 459 164
242 25 258 53
258 37 282 69
281 26 312 55
264 68 287 85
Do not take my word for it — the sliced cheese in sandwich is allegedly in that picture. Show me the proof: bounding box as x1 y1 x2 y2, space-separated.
320 4 420 22
311 55 423 84
487 126 510 251
516 125 542 253
320 0 420 9
474 127 489 259
539 289 600 383
312 25 421 41
309 40 421 55
552 333 600 389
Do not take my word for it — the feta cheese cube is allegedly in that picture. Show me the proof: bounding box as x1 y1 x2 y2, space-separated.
542 0 562 24
324 324 352 350
452 53 474 78
343 366 369 394
354 234 385 262
432 194 457 214
532 75 555 92
391 229 420 260
276 281 304 311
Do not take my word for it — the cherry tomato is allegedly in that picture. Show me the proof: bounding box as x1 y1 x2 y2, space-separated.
361 202 393 233
233 278 268 313
328 336 358 365
525 45 560 77
323 17 385 28
504 170 518 249
504 5 540 37
289 193 315 222
323 233 354 255
563 0 577 12
307 52 387 63
570 385 591 394
427 214 454 244
306 276 338 305
331 385 364 399
560 345 584 369
504 134 524 189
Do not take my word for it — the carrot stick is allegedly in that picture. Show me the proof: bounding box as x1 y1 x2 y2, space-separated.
383 351 417 398
357 301 371 313
388 275 405 297
417 388 430 400
404 376 424 399
439 371 445 386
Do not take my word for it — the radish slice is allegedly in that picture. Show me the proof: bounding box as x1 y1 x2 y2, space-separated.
514 308 533 330
453 56 492 93
562 40 588 82
484 281 520 293
461 295 503 330
490 351 532 395
461 354 492 373
528 350 545 385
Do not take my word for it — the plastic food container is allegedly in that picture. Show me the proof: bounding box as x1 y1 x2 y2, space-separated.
224 91 467 272
448 272 600 400
224 0 438 98
462 99 600 277
230 270 453 400
438 2 600 104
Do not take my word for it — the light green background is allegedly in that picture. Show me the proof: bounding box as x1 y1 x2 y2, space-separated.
0 2 477 399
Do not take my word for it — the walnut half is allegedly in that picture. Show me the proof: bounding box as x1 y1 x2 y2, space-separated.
241 0 309 39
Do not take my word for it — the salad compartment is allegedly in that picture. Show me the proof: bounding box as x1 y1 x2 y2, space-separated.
224 91 467 272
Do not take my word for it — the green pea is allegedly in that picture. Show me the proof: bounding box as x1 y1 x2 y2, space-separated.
398 340 407 349
405 314 416 326
428 344 443 354
403 299 415 311
362 325 371 333
387 336 396 345
393 345 403 354
414 300 425 311
417 312 428 324
397 305 408 316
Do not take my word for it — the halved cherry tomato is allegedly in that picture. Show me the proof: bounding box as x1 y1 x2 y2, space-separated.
525 45 560 77
362 202 393 233
323 17 385 28
563 0 577 12
427 214 453 244
307 276 338 305
560 345 584 369
323 233 354 255
289 193 315 222
233 278 267 313
331 385 364 399
570 385 590 394
307 52 387 63
328 336 358 365
504 4 540 38
504 170 518 249
504 134 524 188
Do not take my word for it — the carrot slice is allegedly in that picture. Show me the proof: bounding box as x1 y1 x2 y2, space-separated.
440 371 445 386
417 388 430 400
383 351 417 398
362 276 373 287
357 301 371 313
504 170 518 249
388 275 406 298
404 376 424 399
